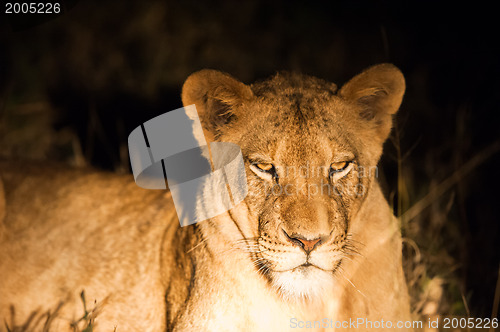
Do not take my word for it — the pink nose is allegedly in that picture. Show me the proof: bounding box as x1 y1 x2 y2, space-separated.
283 229 322 253
295 237 321 252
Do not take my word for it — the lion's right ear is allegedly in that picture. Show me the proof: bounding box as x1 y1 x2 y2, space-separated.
181 70 253 141
339 64 405 142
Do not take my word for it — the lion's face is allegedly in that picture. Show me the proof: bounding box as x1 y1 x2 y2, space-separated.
222 75 376 299
182 65 405 299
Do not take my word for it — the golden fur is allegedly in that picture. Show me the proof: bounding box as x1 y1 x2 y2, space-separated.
0 64 412 331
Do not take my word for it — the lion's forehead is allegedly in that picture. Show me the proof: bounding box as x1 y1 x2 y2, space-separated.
241 128 354 169
235 100 357 161
275 135 333 167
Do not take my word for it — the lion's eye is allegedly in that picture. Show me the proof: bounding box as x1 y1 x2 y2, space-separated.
255 163 274 172
330 161 348 172
329 161 353 181
250 162 278 181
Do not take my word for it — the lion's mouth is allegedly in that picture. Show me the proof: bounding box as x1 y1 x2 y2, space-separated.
309 259 341 271
290 263 313 273
264 259 344 299
277 259 343 274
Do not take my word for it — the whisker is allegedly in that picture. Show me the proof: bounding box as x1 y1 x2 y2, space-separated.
337 266 367 299
186 238 209 253
339 255 355 263
251 258 269 265
342 246 363 256
256 261 270 275
345 234 365 247
234 236 261 242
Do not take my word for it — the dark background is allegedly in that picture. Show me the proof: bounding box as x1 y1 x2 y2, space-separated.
1 0 499 318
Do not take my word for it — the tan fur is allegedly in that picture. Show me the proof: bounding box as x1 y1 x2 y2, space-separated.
0 64 412 331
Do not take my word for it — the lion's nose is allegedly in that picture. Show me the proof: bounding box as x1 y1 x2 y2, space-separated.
295 237 321 253
283 229 322 253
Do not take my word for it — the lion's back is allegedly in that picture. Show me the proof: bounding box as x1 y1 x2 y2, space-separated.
0 162 176 331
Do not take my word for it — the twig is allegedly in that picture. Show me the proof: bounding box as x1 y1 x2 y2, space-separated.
401 140 500 222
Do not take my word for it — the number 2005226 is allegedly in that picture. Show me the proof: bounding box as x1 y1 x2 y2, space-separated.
5 3 61 14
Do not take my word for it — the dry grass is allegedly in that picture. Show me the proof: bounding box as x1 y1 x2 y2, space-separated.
390 123 500 326
4 292 100 332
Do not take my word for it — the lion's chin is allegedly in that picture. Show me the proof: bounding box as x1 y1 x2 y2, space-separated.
271 265 335 300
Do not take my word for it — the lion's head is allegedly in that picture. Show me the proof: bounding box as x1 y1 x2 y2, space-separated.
181 64 405 299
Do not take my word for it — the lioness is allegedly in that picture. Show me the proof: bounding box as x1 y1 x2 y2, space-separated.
0 64 412 331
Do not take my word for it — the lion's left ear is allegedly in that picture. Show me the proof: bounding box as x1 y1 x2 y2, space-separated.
339 63 405 141
181 69 253 141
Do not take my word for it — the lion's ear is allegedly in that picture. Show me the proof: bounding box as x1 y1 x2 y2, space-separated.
181 69 253 141
339 63 405 141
